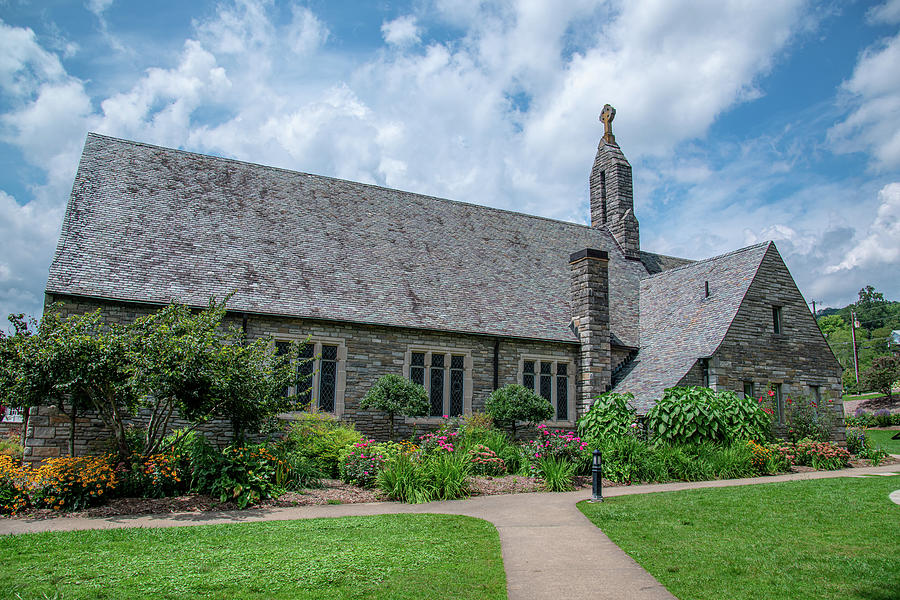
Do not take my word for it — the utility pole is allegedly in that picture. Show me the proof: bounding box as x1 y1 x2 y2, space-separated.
850 309 860 385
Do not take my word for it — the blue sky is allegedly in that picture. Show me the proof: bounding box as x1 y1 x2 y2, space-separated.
1 0 899 322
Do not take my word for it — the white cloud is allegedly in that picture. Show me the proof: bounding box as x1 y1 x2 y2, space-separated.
381 15 420 47
5 0 888 318
828 29 900 169
825 183 900 274
867 0 900 24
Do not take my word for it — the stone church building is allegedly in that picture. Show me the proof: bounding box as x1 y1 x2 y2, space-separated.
28 107 843 459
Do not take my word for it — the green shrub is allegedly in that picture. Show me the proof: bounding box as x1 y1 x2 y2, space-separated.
359 374 429 440
484 384 553 438
536 456 575 491
873 409 893 428
191 444 283 509
646 387 771 445
785 395 836 442
273 452 321 490
578 392 638 440
279 412 362 478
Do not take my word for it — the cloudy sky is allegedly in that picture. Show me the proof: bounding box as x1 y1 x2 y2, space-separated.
1 0 899 322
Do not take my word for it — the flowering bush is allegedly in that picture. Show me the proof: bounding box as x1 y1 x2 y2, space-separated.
31 455 118 511
468 444 506 476
117 453 185 498
340 439 386 488
773 439 850 471
784 394 835 442
0 454 31 514
522 426 588 474
747 440 771 474
873 409 894 428
418 431 458 454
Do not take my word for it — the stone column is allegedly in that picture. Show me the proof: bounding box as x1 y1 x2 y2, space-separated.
569 249 612 416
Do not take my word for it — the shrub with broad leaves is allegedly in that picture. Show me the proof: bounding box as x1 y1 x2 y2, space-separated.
577 392 638 440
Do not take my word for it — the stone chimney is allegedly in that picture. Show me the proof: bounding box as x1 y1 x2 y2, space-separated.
569 248 611 414
589 104 640 259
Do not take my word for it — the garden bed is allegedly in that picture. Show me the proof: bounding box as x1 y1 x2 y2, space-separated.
2 475 598 520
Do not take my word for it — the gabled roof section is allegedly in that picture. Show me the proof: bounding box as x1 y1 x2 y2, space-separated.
614 242 771 411
47 133 648 344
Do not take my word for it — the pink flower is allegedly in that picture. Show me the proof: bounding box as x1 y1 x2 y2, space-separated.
443 415 449 419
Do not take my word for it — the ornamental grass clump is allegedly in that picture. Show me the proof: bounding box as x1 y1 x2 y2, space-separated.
537 456 576 492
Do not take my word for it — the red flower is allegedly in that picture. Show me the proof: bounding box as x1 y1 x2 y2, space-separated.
768 390 775 397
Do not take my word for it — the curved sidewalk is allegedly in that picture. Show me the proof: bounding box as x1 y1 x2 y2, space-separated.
2 463 898 600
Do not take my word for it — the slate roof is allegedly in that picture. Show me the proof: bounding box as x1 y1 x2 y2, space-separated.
48 133 656 345
613 242 771 411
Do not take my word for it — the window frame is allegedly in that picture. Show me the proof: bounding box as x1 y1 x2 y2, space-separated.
274 336 347 418
403 345 473 421
772 306 783 334
517 354 576 424
0 407 23 423
743 380 755 400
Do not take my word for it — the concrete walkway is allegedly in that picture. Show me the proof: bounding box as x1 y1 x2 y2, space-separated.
2 463 899 600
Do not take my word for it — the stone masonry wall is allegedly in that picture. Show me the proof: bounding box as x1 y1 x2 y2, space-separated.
705 246 845 442
28 294 580 462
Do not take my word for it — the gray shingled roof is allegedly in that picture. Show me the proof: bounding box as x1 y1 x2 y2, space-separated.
48 133 655 344
614 242 771 411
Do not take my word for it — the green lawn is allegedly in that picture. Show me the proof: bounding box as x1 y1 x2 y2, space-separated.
0 514 506 600
867 429 900 455
843 391 886 403
579 476 900 600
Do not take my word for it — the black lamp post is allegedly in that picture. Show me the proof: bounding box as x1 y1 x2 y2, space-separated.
590 449 603 502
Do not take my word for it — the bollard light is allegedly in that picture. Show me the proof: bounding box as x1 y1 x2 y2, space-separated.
590 449 603 502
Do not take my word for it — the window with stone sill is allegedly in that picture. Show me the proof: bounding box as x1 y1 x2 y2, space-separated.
404 347 473 418
518 356 575 422
275 338 346 416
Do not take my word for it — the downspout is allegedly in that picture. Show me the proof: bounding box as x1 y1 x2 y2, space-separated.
493 338 500 390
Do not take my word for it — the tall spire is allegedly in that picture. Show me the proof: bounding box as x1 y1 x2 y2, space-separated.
589 104 640 259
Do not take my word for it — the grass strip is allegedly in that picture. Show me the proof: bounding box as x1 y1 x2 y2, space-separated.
579 475 900 600
0 513 505 600
866 429 900 455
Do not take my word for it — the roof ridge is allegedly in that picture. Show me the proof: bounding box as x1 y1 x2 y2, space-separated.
84 132 605 236
641 241 771 280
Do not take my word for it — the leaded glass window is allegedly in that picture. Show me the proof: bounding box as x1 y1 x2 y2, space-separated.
539 362 552 402
523 360 535 390
407 349 470 419
450 355 464 417
297 344 314 406
430 353 445 417
410 352 425 387
521 357 573 422
743 381 754 400
556 363 568 421
274 338 344 415
318 345 338 412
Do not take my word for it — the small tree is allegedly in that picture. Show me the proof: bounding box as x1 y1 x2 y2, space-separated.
484 384 553 439
862 356 900 401
360 374 428 440
4 299 298 460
